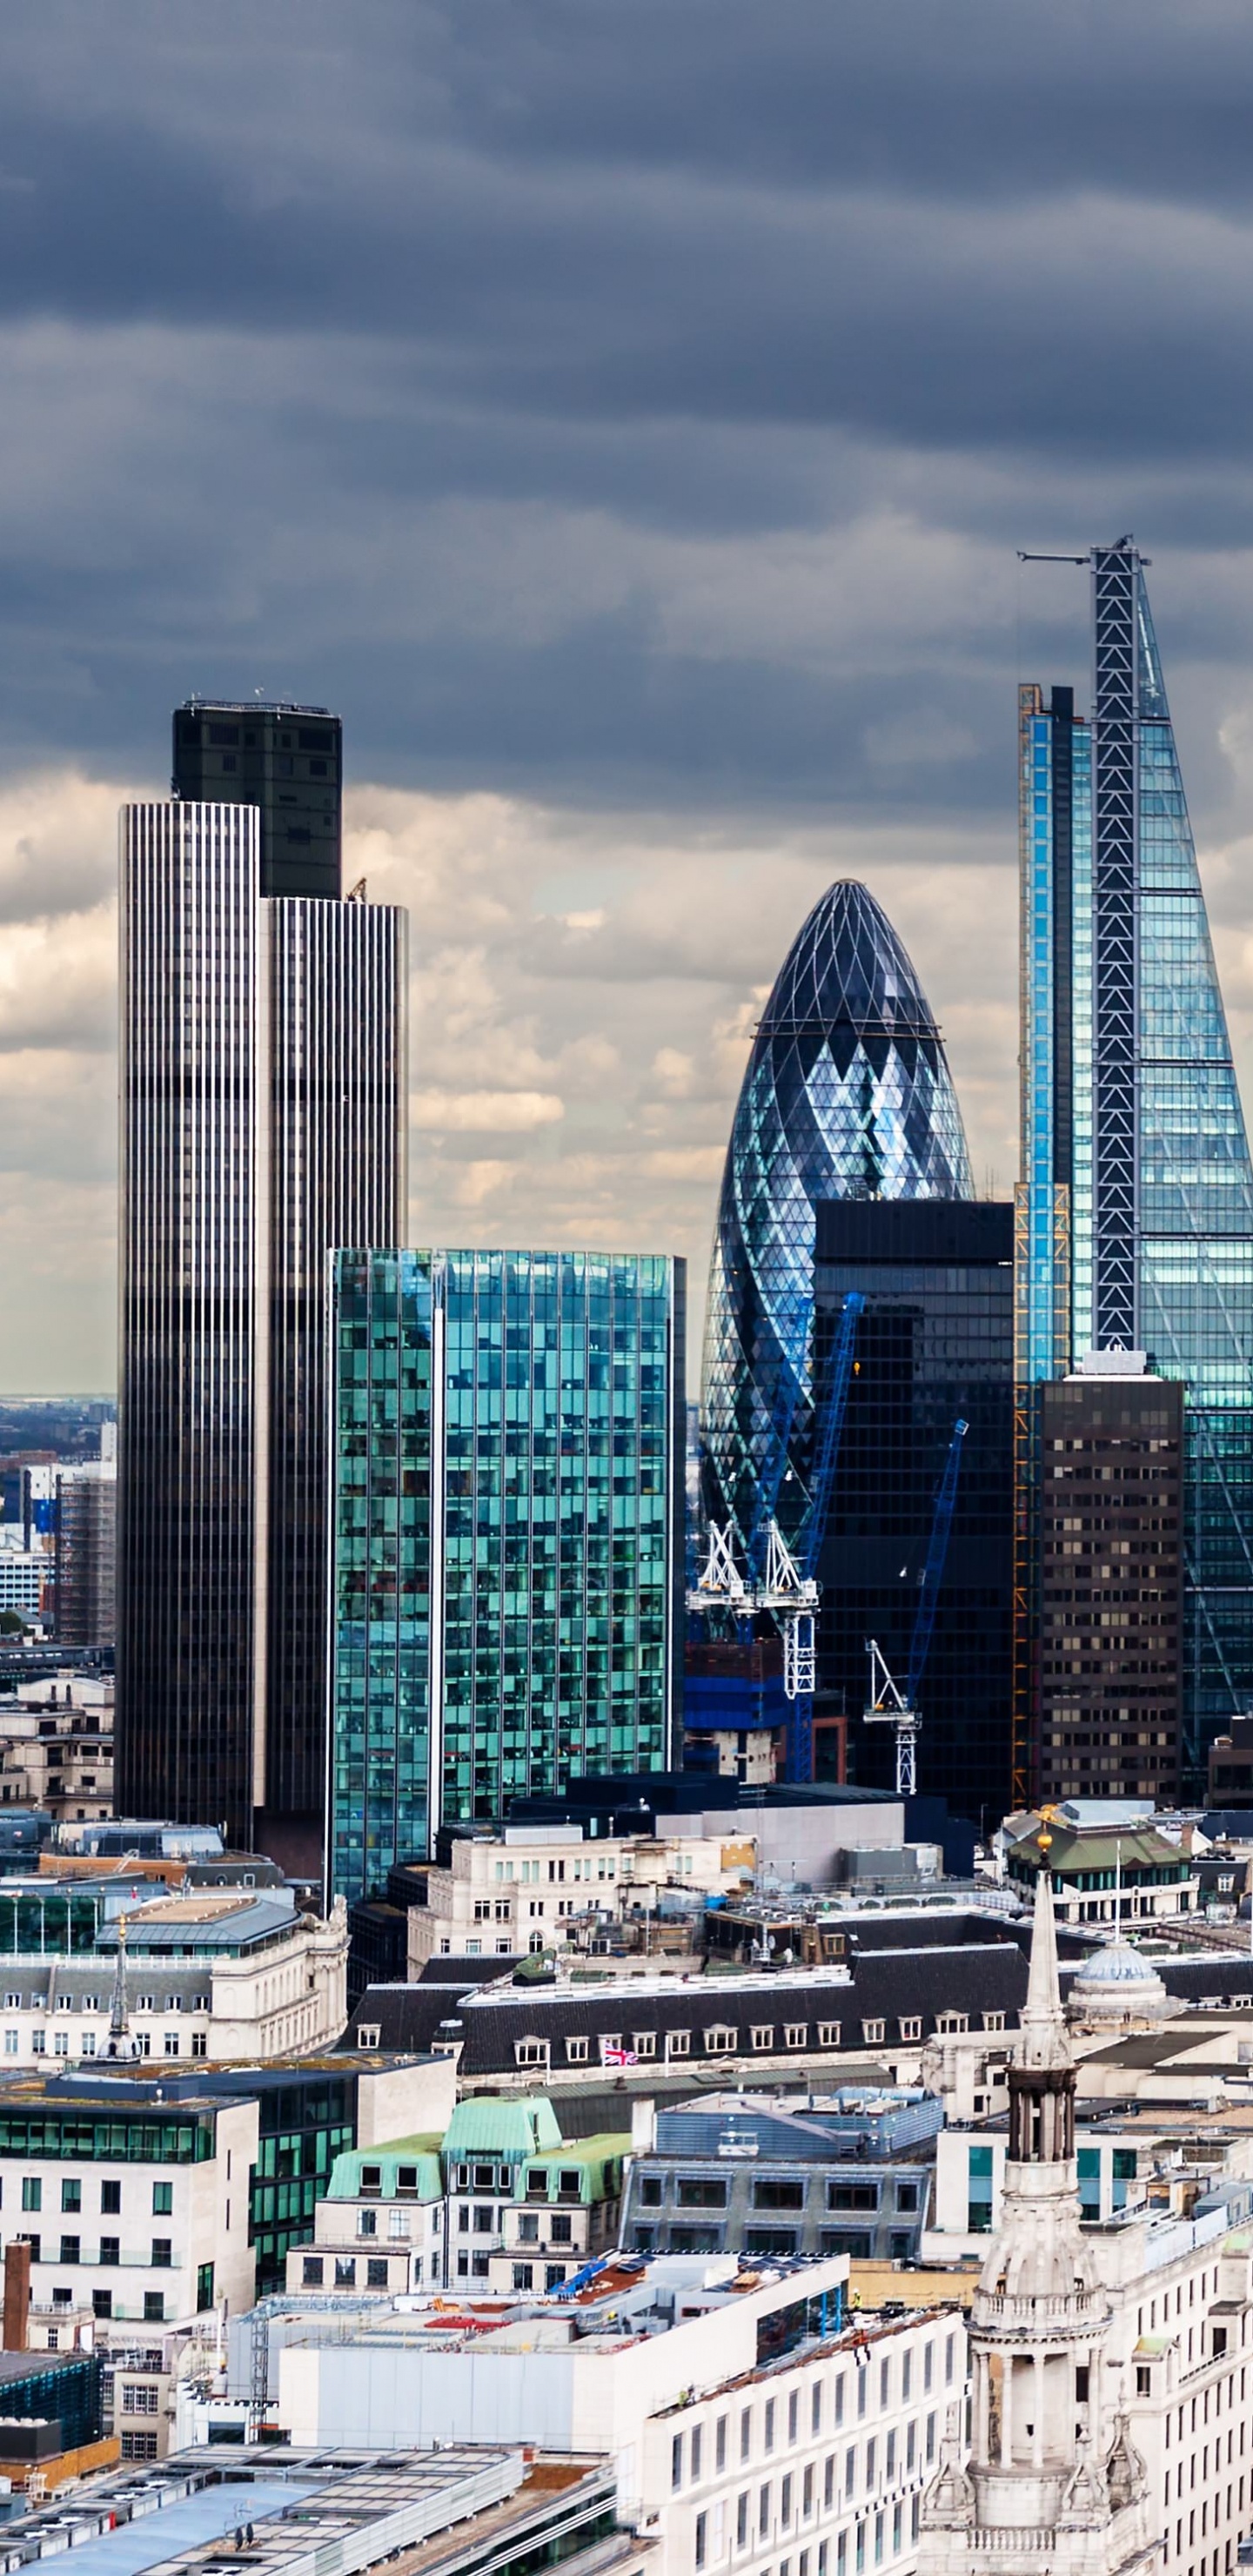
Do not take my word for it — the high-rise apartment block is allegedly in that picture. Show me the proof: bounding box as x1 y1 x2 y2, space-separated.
327 1247 685 1902
1016 540 1253 1800
116 715 407 1855
1036 1353 1183 1804
814 1198 1014 1820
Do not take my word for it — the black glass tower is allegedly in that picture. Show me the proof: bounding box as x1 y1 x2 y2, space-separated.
172 701 342 899
813 1198 1014 1825
117 707 407 1861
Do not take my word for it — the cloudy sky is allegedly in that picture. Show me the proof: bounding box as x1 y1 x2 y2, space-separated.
7 0 1253 1391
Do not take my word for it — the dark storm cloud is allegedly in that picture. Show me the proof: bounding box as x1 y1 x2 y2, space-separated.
0 0 1251 807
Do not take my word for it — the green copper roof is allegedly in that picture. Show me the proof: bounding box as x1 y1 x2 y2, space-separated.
521 2133 631 2201
443 2094 563 2158
326 2132 444 2201
1008 1824 1186 1874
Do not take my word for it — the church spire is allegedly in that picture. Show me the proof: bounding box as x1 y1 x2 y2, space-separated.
1019 1859 1071 2073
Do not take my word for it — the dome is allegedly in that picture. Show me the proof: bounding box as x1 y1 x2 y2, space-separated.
1068 1940 1170 2030
701 880 973 1554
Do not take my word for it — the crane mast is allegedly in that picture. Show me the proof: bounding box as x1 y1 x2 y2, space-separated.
864 1415 968 1795
688 1292 863 1785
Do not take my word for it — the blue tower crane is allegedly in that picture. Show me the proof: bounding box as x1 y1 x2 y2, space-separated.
757 1291 864 1784
864 1415 968 1796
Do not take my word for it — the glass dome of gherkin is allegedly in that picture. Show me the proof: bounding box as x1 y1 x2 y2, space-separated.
701 879 973 1554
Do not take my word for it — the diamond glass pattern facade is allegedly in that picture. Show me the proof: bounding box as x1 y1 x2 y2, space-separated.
701 880 974 1554
1017 540 1253 1795
328 1248 685 1903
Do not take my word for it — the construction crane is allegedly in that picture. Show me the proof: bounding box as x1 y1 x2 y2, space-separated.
689 1292 864 1787
864 1415 968 1796
768 1291 864 1783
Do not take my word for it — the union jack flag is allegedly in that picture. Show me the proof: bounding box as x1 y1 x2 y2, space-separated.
602 2044 638 2066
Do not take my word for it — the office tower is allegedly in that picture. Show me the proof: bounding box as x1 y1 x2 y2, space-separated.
327 1247 686 1903
172 701 341 898
117 773 407 1853
701 881 973 1564
1017 539 1253 1799
1036 1352 1183 1805
813 1198 1014 1821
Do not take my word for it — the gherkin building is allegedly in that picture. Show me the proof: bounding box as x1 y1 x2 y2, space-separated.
701 879 973 1557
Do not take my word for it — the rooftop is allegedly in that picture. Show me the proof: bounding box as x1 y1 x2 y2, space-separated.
0 2446 606 2576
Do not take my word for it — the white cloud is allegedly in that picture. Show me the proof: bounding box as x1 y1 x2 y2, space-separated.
411 1087 566 1132
3 762 1251 1397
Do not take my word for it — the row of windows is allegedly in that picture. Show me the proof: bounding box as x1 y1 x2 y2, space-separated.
15 2177 172 2215
638 2178 919 2217
19 2233 172 2267
670 2338 958 2486
514 2011 1002 2067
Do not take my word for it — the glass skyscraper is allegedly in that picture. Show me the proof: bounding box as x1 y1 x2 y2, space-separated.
701 880 973 1560
328 1247 686 1903
814 1199 1014 1821
1018 539 1253 1795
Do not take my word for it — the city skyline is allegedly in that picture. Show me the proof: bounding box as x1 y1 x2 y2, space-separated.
8 726 1253 1399
5 8 1253 1391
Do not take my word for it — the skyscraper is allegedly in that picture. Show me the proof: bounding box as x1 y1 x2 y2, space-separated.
814 1198 1014 1819
172 701 342 899
327 1247 685 1902
1017 540 1253 1798
701 879 974 1562
1035 1353 1183 1806
116 724 407 1855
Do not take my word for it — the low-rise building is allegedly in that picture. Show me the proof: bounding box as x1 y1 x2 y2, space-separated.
0 1671 112 1820
0 2053 458 2458
621 2089 941 2267
270 2254 963 2576
285 2096 629 2299
509 1774 908 1888
409 1825 757 1972
285 2133 445 2297
4 2438 644 2576
0 1888 349 2067
392 1943 1029 2094
1004 1811 1198 1923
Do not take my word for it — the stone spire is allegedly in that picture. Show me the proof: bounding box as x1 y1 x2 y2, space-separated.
918 1864 1152 2576
1018 1854 1071 2071
104 1917 138 2063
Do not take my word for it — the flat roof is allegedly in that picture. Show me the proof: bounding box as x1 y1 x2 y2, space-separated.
8 2448 540 2576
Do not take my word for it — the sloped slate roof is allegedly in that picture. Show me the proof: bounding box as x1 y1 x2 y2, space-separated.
454 1942 1029 2076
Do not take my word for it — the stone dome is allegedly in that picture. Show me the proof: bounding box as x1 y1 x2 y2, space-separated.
1067 1941 1170 2032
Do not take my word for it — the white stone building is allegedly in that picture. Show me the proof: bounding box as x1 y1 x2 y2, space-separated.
920 1866 1253 2576
0 1889 348 2068
0 1672 113 1819
276 2250 965 2576
409 1823 758 1969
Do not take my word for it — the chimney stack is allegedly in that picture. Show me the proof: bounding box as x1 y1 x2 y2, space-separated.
3 2240 30 2351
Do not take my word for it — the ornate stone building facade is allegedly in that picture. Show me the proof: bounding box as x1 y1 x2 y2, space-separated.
920 1867 1156 2576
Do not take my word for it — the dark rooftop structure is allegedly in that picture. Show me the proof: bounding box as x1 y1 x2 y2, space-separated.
508 1771 900 1838
172 699 342 900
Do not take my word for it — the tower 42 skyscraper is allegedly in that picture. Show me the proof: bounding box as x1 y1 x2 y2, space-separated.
117 729 407 1854
1018 540 1253 1796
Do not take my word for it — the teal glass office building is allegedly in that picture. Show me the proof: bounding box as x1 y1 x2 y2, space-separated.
1018 540 1253 1792
327 1248 686 1902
